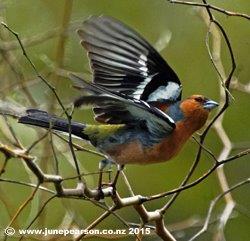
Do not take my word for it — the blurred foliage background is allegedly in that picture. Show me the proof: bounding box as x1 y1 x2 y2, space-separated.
0 0 249 240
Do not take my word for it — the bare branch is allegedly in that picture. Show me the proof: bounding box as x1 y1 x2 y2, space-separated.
189 178 250 241
167 0 250 20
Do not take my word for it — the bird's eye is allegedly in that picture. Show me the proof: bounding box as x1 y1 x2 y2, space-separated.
195 97 203 102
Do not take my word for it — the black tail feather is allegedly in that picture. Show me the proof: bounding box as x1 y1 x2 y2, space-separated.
18 109 89 140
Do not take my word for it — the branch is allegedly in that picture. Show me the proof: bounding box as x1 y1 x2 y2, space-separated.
146 149 250 201
189 178 250 241
1 21 83 183
167 0 250 20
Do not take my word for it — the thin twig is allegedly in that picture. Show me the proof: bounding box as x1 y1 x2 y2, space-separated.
7 183 40 228
147 149 250 201
74 205 117 241
1 22 83 182
19 195 58 241
0 178 55 194
189 178 250 241
167 0 250 20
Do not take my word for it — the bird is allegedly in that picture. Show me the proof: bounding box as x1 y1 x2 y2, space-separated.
15 16 218 174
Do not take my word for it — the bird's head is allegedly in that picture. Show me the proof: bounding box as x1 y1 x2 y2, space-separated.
179 95 218 131
182 95 219 112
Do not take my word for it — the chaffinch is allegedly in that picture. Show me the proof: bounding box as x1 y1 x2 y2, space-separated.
18 16 218 167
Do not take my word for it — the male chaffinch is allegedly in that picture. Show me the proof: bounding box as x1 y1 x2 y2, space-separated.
18 16 218 168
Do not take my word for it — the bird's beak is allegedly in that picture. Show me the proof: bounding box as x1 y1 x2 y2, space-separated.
203 99 219 110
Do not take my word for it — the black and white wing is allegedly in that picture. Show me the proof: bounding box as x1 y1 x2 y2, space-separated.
77 15 182 103
69 73 175 138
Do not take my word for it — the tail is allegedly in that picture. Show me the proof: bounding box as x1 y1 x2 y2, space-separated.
18 109 89 140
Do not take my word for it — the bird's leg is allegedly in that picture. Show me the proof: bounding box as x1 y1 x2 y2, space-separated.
108 164 112 183
97 159 112 199
111 164 125 190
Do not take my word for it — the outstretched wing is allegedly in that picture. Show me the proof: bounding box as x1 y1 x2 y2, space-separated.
77 15 182 103
70 73 175 139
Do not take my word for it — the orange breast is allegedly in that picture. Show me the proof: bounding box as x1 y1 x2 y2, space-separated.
106 121 193 165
